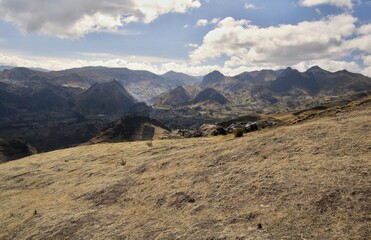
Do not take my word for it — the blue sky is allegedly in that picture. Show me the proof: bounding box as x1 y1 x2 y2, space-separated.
0 0 371 76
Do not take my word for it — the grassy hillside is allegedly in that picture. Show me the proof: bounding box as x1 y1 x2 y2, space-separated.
0 99 370 239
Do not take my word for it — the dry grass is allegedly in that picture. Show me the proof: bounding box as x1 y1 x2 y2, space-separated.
0 100 370 239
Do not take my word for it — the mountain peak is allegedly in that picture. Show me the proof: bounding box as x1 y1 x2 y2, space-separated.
335 69 351 74
76 80 137 114
201 70 225 87
209 70 224 76
307 65 323 71
192 88 228 105
283 67 294 72
153 85 191 107
306 66 329 74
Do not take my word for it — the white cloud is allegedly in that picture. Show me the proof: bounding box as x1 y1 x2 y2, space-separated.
300 0 353 9
361 66 371 77
362 55 371 66
185 43 199 48
357 23 371 35
196 18 221 27
184 24 189 28
347 35 371 53
210 18 221 24
196 19 209 27
244 3 256 10
0 0 201 38
190 14 357 68
361 54 371 77
293 59 361 73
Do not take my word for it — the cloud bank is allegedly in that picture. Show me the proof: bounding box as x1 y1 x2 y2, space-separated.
190 14 356 67
0 0 201 38
300 0 353 9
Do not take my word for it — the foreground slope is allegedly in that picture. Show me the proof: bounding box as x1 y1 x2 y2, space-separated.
0 100 370 239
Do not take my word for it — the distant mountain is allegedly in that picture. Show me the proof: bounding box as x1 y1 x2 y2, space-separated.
153 85 192 107
0 66 171 102
201 70 225 87
0 66 48 72
191 88 228 105
1 67 39 81
51 67 171 102
161 71 201 86
75 80 137 114
270 66 371 95
233 69 282 84
270 67 321 95
50 73 93 89
52 66 163 83
0 66 14 71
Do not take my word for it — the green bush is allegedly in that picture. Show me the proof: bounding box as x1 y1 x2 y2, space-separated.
233 128 244 138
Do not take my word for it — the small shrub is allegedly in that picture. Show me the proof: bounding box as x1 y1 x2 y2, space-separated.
233 128 244 138
146 141 153 147
120 158 126 166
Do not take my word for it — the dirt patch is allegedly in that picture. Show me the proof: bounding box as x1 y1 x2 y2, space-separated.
45 214 96 239
169 192 196 209
315 191 342 213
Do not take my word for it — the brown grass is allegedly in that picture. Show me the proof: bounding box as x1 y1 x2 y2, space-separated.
0 100 370 239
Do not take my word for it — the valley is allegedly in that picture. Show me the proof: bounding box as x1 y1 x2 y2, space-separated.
0 94 369 239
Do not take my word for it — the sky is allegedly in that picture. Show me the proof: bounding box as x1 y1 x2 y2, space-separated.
0 0 371 76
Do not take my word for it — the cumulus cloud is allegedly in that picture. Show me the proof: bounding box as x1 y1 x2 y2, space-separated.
347 23 371 53
196 18 220 27
185 43 199 48
210 18 221 24
190 14 357 68
293 59 361 73
363 55 371 66
360 54 371 76
196 19 209 27
356 23 371 35
0 0 201 38
300 0 353 9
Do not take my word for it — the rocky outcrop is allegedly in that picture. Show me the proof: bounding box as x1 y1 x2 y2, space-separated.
191 124 227 137
0 138 37 163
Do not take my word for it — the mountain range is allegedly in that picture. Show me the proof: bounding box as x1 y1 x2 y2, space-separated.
0 65 370 152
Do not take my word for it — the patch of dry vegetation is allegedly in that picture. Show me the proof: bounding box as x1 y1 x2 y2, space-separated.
0 99 370 239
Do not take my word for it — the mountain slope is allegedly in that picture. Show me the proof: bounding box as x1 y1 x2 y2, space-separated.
1 98 369 239
0 66 171 102
233 69 282 84
75 80 137 114
153 85 192 107
269 67 321 95
191 88 229 105
161 71 201 86
201 70 225 87
270 66 371 95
